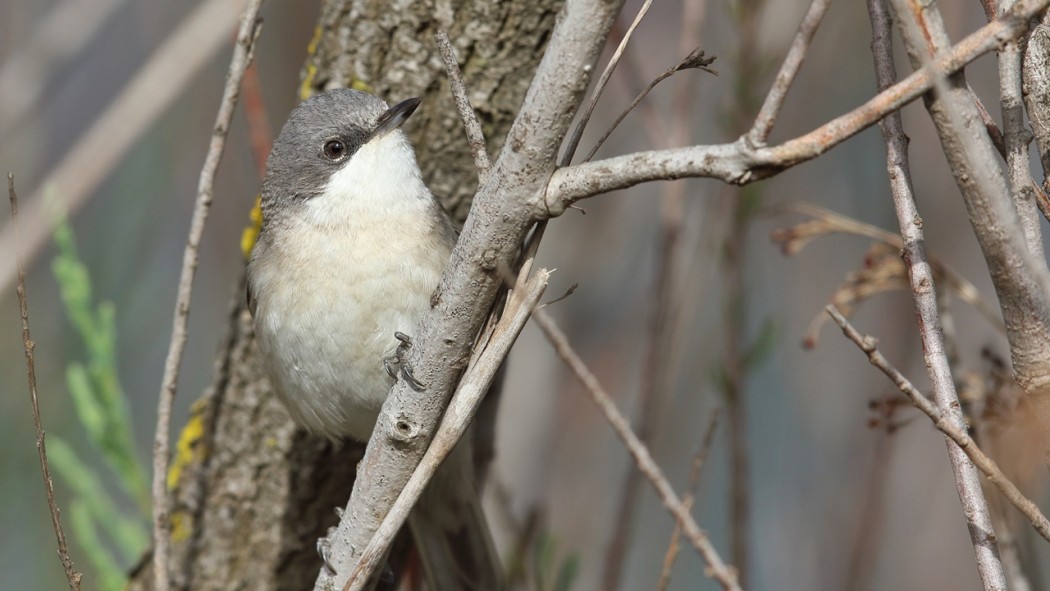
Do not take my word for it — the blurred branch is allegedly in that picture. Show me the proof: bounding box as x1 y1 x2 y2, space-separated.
10 174 82 590
535 310 740 591
0 0 126 135
827 306 1050 545
544 0 1050 207
747 0 833 146
656 409 720 591
150 3 264 590
600 3 710 590
0 0 250 296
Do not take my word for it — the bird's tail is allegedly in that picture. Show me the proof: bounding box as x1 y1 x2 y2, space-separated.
407 439 503 591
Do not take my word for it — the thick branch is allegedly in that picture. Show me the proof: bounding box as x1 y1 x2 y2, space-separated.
889 0 1050 476
315 0 626 587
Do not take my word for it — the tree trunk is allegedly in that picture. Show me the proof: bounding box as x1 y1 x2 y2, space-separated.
127 0 561 588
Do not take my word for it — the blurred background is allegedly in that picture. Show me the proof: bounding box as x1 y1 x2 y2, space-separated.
1 0 1044 589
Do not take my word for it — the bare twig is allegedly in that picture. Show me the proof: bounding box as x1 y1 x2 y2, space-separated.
868 2 1006 585
10 174 82 590
535 310 741 591
656 409 720 591
584 48 716 161
545 0 1050 207
747 0 834 145
151 4 264 590
436 30 491 181
342 270 549 591
827 306 1050 544
560 0 654 166
0 0 250 295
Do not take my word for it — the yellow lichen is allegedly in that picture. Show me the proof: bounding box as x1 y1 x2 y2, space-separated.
240 196 263 259
167 412 206 490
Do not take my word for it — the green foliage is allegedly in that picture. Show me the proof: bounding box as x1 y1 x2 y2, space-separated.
48 219 149 590
532 532 580 591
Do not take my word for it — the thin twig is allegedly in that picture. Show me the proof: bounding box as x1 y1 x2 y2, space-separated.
343 270 549 591
584 48 716 161
827 306 1050 543
656 409 720 591
436 30 491 181
535 309 741 591
560 0 655 166
150 4 263 590
747 0 834 145
10 174 82 590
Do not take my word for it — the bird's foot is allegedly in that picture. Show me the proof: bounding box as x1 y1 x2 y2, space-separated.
384 331 426 390
317 533 337 576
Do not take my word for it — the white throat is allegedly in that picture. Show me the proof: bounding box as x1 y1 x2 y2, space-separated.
305 130 430 228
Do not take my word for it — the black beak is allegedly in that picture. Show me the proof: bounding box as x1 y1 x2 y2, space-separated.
372 97 421 139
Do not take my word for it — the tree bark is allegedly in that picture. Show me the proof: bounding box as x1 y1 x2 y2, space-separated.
127 1 560 588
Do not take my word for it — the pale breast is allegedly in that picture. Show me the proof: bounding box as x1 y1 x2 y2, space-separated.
249 217 451 441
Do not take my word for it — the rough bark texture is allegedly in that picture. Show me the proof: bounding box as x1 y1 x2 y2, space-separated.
126 1 560 588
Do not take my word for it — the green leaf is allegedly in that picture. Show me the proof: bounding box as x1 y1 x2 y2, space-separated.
47 436 148 563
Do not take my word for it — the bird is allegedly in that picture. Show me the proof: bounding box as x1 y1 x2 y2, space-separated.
246 88 502 591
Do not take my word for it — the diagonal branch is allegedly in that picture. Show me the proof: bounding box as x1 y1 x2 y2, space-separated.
342 270 549 591
150 4 264 590
314 0 627 587
10 174 82 591
543 0 1050 209
535 310 740 591
827 307 1050 544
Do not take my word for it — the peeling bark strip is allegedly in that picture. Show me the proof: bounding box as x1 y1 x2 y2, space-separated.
127 1 560 589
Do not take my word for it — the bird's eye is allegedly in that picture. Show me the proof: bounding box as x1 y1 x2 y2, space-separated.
322 139 346 161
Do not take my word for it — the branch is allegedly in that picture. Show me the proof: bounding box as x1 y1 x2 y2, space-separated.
866 2 1006 585
534 310 740 591
10 174 82 590
888 0 1050 477
747 0 833 145
150 4 263 590
435 30 491 181
343 270 549 591
314 0 627 586
827 307 1050 545
544 0 1050 209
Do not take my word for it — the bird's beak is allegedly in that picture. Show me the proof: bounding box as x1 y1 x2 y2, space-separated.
372 97 422 140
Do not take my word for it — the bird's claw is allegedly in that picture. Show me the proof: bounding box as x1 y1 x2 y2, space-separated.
384 332 426 390
317 534 337 576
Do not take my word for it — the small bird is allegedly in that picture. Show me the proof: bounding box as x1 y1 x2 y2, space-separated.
247 89 502 591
